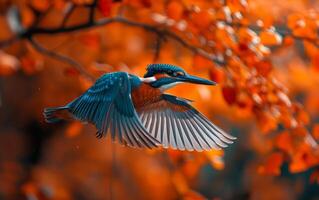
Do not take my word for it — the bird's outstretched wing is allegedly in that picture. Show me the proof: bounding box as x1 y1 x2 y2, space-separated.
137 94 236 151
44 72 159 148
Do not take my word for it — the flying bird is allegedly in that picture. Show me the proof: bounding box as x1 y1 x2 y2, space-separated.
44 64 236 151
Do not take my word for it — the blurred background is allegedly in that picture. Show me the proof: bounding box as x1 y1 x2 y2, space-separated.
0 0 319 199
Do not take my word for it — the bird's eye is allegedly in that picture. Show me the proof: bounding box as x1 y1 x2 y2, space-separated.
173 72 184 77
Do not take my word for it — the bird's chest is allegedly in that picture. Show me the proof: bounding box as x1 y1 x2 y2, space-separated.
131 83 162 108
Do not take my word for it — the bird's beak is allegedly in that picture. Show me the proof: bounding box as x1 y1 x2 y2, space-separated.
179 74 216 85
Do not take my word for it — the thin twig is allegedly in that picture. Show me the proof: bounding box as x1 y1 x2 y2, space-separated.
153 35 162 62
61 3 76 27
0 36 20 48
89 0 98 23
28 37 95 82
1 16 225 65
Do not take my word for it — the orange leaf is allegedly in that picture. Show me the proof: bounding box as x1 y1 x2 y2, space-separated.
289 144 318 173
258 152 284 176
216 27 236 47
192 11 212 29
275 131 294 154
166 1 184 21
297 110 310 125
255 60 272 76
283 36 294 46
237 28 258 44
259 30 282 46
236 92 253 109
216 6 232 23
30 0 50 12
288 14 317 39
54 0 67 10
222 86 237 105
98 0 112 17
291 127 308 137
287 13 304 30
257 112 277 134
289 143 319 173
280 112 296 129
21 6 35 29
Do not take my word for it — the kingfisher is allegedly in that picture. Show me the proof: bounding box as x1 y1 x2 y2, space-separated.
44 64 236 151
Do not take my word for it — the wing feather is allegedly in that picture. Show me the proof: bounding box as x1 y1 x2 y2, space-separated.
137 94 236 151
125 118 141 147
150 112 157 138
185 112 215 150
183 116 206 151
179 116 198 150
45 72 159 149
127 118 142 147
115 111 123 143
193 113 228 148
144 112 152 131
110 106 117 141
122 117 134 146
132 118 156 148
166 111 177 149
175 116 192 150
161 111 169 148
170 111 185 150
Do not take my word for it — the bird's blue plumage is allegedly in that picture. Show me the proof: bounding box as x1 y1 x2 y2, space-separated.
44 64 236 151
144 64 186 78
128 74 143 89
45 72 158 148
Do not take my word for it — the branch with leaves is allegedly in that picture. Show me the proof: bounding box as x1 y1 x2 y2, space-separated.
0 1 319 198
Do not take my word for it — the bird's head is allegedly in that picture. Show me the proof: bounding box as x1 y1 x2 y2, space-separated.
141 64 216 91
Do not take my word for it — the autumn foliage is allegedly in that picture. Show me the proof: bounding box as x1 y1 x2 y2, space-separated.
0 0 319 199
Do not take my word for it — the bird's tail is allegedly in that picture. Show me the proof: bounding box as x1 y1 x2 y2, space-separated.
43 106 70 123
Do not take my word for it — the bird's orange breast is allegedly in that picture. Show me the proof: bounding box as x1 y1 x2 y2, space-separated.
131 83 162 108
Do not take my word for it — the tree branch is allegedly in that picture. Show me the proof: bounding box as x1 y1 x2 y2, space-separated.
2 9 315 78
0 36 20 48
28 37 95 82
0 5 317 150
224 21 319 47
61 3 76 27
153 35 163 62
88 0 98 23
1 16 225 65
